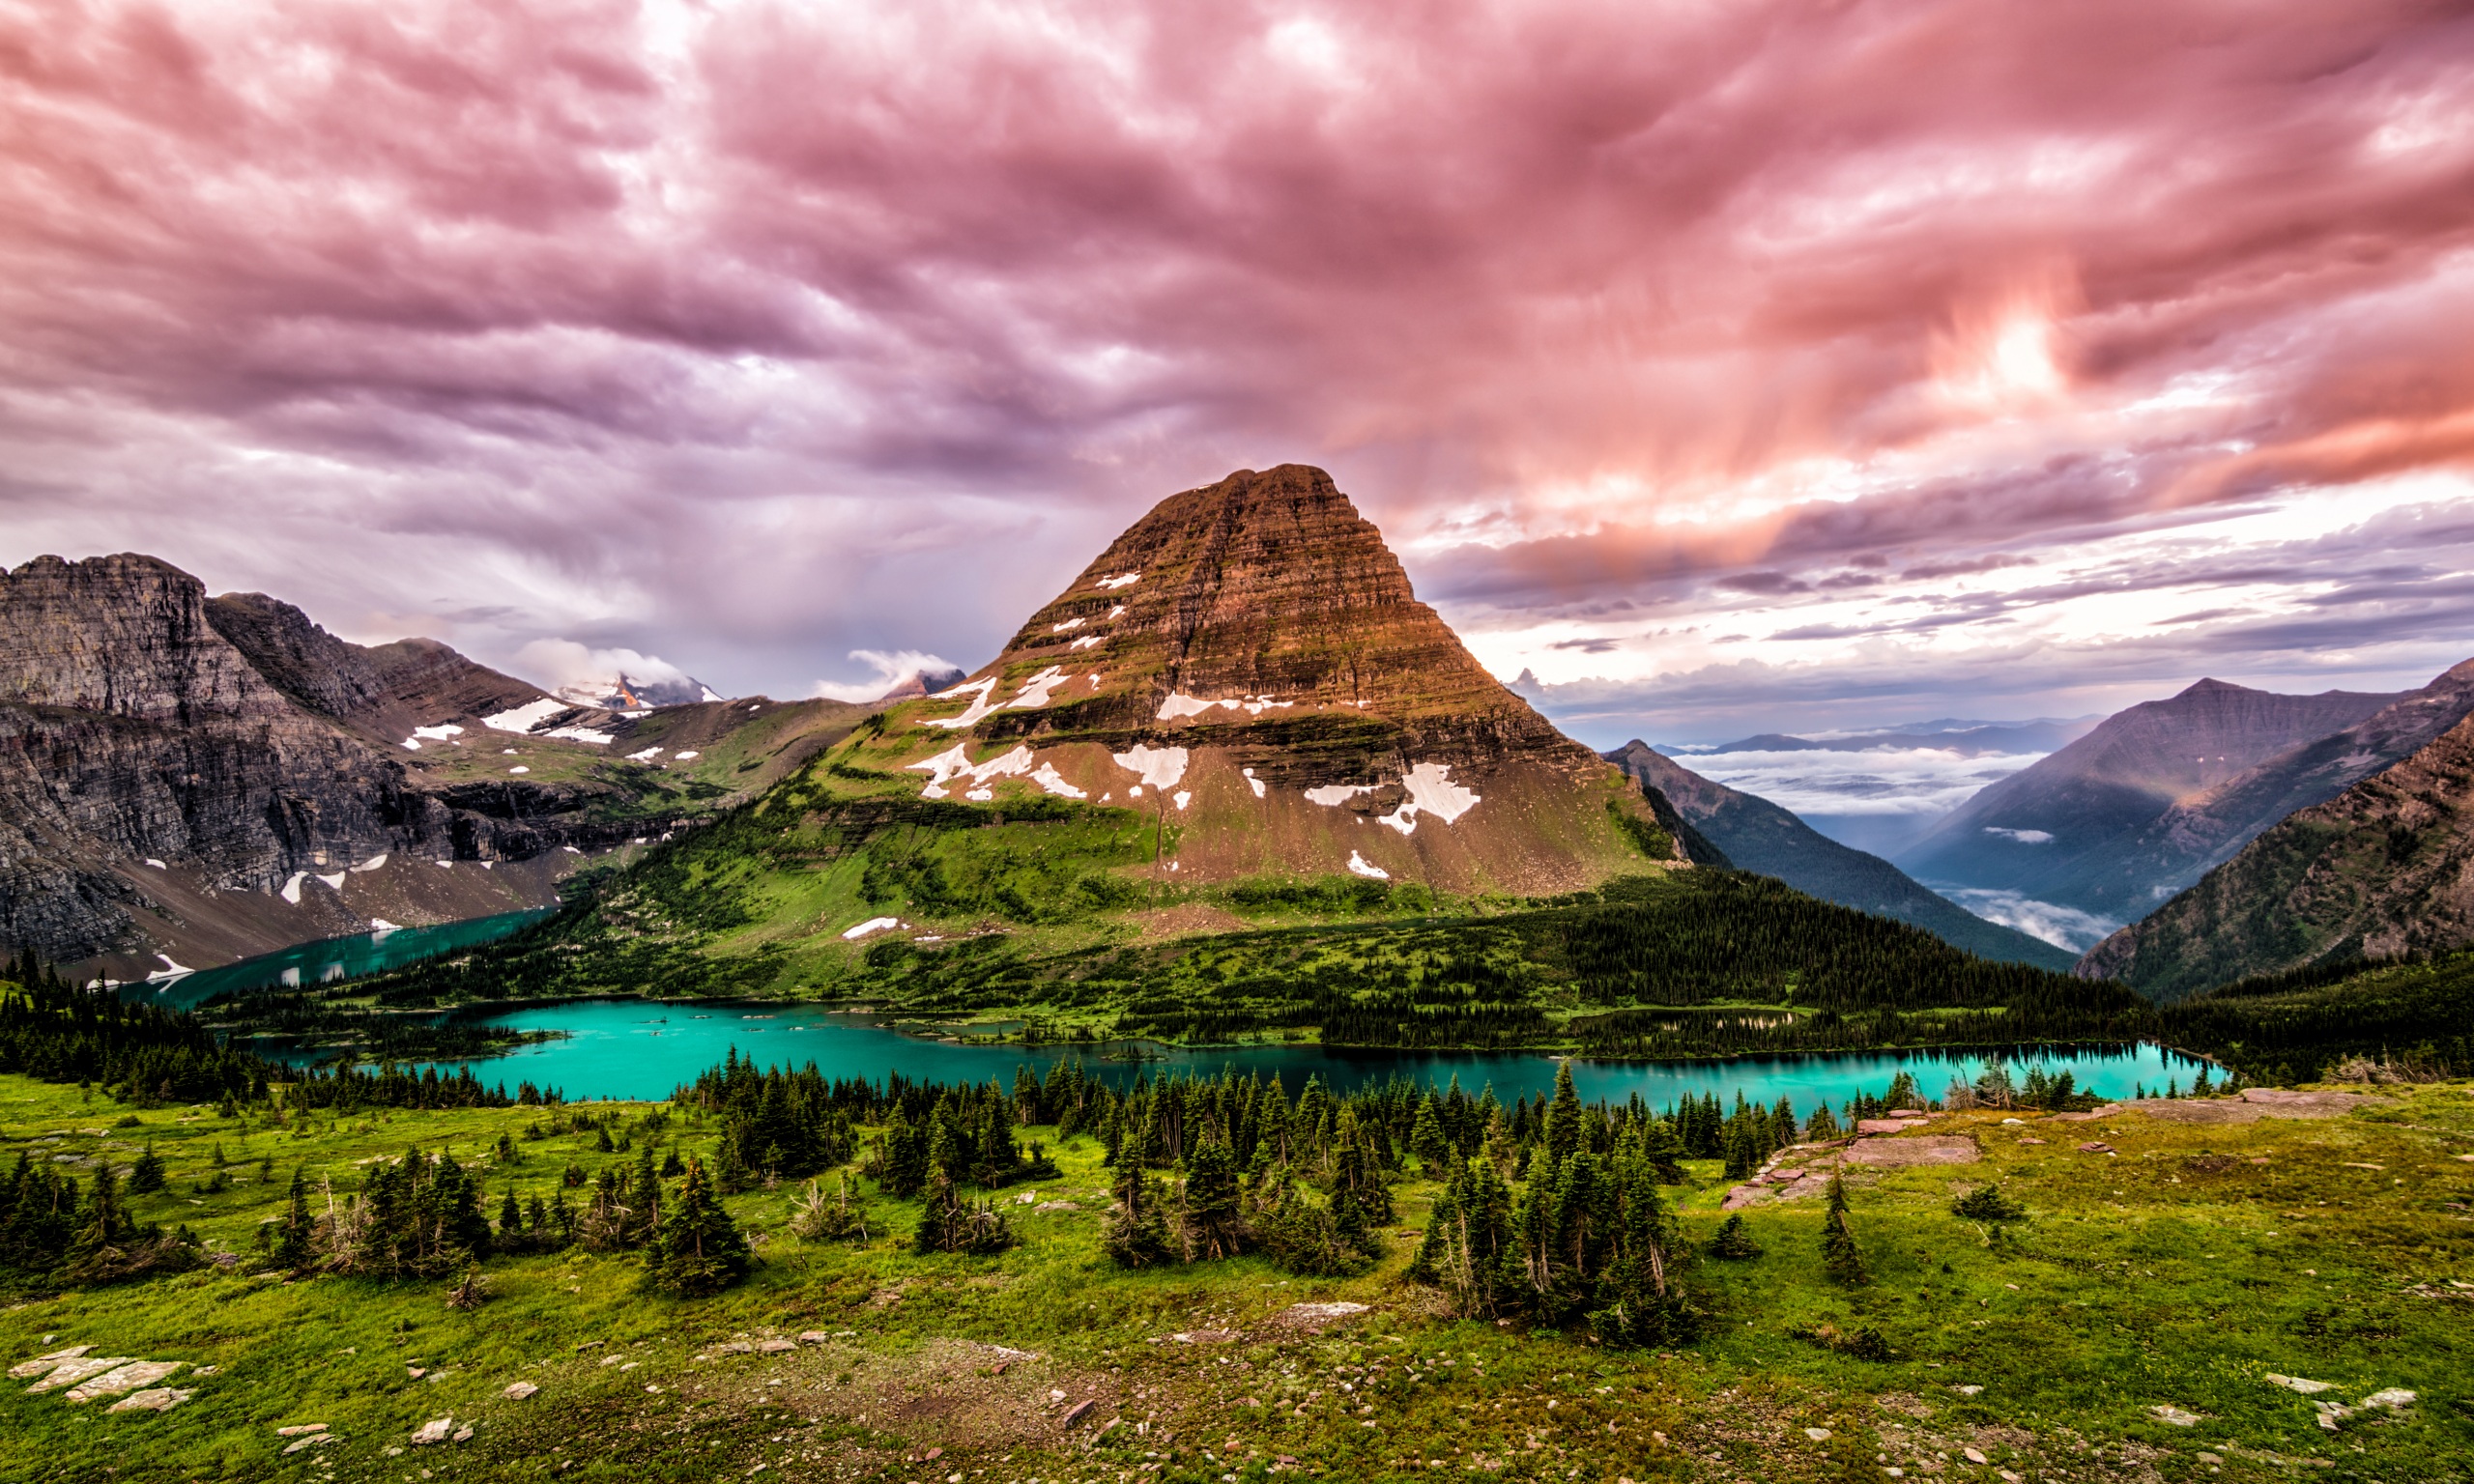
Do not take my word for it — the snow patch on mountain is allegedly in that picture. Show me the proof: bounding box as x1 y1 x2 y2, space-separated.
1111 744 1190 790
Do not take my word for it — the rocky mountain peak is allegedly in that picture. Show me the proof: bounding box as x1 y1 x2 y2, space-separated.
946 465 1585 773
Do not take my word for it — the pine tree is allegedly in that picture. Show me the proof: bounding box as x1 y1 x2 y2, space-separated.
1101 1157 1173 1268
1706 1213 1762 1259
1410 1096 1452 1174
273 1167 316 1270
645 1156 748 1297
912 1167 1016 1256
129 1145 167 1195
1950 1183 2027 1222
1541 1062 1583 1164
1178 1137 1245 1261
1821 1172 1867 1286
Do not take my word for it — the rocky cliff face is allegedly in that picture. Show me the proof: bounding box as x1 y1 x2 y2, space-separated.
0 555 826 975
1606 742 2078 970
2078 704 2474 1000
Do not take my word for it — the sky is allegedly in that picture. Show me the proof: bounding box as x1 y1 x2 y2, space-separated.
7 0 2474 748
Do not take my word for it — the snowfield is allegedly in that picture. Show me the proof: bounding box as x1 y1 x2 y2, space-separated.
1347 850 1390 879
1110 744 1190 789
1243 767 1266 799
1050 616 1085 633
627 746 663 761
1093 571 1141 589
841 916 905 941
482 699 567 734
1158 693 1296 721
1030 762 1086 798
906 743 1037 799
1377 761 1482 836
1305 783 1375 807
1007 666 1072 709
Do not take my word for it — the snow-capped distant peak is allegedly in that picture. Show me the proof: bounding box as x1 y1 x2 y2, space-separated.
550 671 717 712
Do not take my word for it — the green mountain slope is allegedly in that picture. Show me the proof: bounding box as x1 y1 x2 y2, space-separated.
1607 742 2078 971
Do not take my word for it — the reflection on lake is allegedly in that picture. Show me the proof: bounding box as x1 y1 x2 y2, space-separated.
131 909 553 1011
402 996 2207 1110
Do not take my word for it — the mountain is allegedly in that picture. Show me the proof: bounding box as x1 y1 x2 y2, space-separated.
552 671 725 711
1893 678 2405 925
873 665 969 702
0 555 864 980
1605 742 2078 971
2077 705 2474 1001
834 464 1674 896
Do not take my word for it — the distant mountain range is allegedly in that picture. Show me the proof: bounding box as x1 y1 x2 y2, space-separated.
1680 717 2099 758
1604 742 2077 971
1893 678 2425 925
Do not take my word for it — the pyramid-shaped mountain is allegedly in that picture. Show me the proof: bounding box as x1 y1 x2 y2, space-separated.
850 465 1669 895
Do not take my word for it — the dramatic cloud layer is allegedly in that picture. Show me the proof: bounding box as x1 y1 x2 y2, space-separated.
5 0 2473 730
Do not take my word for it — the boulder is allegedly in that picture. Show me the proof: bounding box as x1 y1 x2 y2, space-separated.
26 1356 136 1393
2148 1405 2202 1426
759 1339 796 1354
9 1345 93 1379
797 1331 833 1345
2265 1374 2334 1395
410 1416 455 1446
275 1425 329 1437
107 1387 192 1413
503 1382 538 1400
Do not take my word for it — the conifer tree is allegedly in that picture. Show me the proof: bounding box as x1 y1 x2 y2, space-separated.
1101 1156 1173 1268
128 1145 166 1195
1178 1137 1245 1261
1411 1096 1452 1174
273 1167 315 1269
1541 1062 1584 1164
1821 1171 1867 1286
645 1156 748 1297
1706 1213 1762 1260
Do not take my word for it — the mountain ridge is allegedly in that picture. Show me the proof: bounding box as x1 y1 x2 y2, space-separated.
2077 701 2474 1000
1605 742 2078 970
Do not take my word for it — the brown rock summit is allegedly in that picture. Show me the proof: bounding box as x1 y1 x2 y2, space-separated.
961 464 1592 776
866 466 1671 897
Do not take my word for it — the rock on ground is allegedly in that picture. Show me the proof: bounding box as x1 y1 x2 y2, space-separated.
107 1387 192 1413
1843 1138 1981 1167
66 1360 184 1403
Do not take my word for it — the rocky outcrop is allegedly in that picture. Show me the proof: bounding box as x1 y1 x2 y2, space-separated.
2078 707 2474 1000
1607 742 2078 970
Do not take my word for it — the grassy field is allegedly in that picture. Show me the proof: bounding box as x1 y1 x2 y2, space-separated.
4 1072 2470 1484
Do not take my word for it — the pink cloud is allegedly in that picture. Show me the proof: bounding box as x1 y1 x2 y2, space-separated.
2 0 2472 717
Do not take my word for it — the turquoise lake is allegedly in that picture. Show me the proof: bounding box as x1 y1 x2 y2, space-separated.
399 997 2205 1111
144 912 2209 1113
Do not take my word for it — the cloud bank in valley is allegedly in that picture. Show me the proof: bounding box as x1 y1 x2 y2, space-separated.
3 0 2473 739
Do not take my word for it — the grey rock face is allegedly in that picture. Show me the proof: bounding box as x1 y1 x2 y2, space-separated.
0 554 633 962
